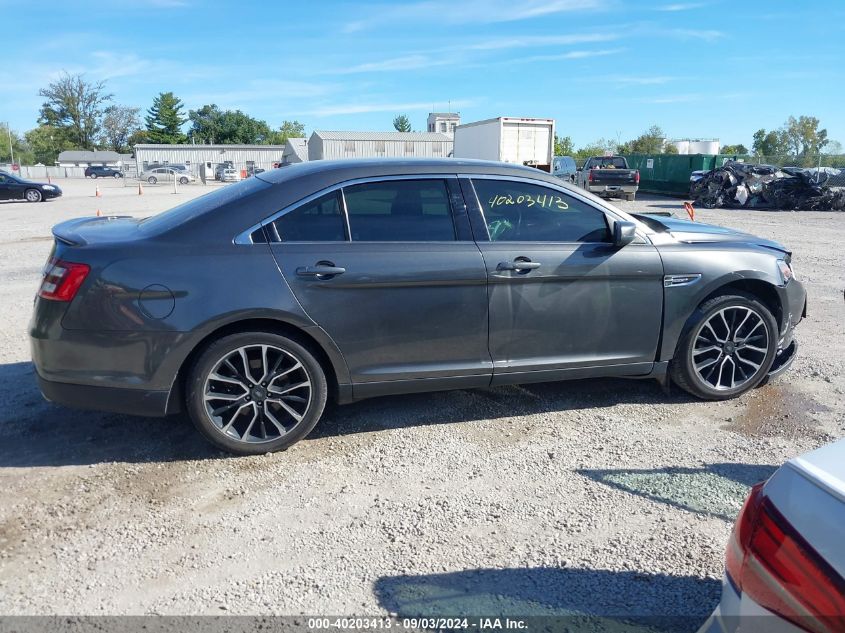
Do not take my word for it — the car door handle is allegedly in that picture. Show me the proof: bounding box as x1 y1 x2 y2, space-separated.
497 259 541 272
296 264 346 277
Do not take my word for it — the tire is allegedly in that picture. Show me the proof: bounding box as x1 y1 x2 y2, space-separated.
25 189 42 203
114 173 121 179
186 331 328 455
626 193 636 202
147 176 157 184
670 292 779 400
179 176 189 185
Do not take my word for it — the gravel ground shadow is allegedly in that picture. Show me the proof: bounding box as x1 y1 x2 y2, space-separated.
0 362 220 467
375 566 720 633
578 463 778 522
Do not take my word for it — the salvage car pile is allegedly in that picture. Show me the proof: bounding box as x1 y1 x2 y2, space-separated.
690 161 845 210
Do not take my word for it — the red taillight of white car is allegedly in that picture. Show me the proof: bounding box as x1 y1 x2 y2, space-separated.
726 483 845 633
38 258 90 301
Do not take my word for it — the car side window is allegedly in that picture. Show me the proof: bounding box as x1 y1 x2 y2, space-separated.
269 190 347 242
0 174 7 183
342 179 456 242
472 179 611 243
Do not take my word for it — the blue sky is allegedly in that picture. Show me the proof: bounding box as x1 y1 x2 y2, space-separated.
2 0 843 148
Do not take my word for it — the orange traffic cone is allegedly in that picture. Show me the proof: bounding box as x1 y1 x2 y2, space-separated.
95 185 102 198
96 209 101 217
138 182 143 195
683 201 695 221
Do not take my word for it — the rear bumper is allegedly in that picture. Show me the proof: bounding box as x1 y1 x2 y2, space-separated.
36 373 169 417
587 184 638 197
698 575 805 633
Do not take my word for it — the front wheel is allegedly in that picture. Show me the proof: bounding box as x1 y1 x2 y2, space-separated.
25 189 42 202
186 331 328 455
670 292 779 400
113 173 121 179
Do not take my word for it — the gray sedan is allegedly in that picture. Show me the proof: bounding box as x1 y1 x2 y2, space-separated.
29 159 806 455
139 167 194 185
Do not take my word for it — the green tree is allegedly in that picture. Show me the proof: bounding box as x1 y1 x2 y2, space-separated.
100 105 141 152
618 125 668 154
188 105 277 144
575 138 618 161
24 124 73 164
271 120 306 144
145 92 187 144
0 123 34 164
127 129 151 147
783 115 828 160
187 104 224 143
393 114 412 132
721 143 748 155
751 128 788 158
554 135 574 156
38 72 112 149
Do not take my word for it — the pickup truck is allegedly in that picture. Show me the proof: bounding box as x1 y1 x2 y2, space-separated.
576 156 640 201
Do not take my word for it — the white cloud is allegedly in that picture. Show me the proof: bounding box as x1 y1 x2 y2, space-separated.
343 0 605 32
508 48 626 64
340 55 451 74
465 33 619 51
303 99 475 117
657 2 706 11
667 28 725 41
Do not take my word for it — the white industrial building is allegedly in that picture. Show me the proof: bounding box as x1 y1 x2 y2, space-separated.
281 138 308 164
133 144 286 174
427 112 460 135
307 131 453 161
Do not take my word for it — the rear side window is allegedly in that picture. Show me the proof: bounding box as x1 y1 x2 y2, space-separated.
472 179 610 243
343 179 456 242
269 190 347 242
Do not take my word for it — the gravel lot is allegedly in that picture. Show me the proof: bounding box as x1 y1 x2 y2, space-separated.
0 179 842 629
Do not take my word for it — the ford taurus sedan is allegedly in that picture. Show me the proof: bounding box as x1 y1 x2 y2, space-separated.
30 159 806 454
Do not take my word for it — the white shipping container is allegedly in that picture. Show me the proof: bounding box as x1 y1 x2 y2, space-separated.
453 117 555 170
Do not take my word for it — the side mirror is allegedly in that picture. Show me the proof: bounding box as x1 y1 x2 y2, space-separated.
613 220 637 247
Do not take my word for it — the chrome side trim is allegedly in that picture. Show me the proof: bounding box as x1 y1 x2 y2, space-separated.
664 273 702 288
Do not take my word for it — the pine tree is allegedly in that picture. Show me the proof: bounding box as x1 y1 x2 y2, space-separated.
145 92 187 144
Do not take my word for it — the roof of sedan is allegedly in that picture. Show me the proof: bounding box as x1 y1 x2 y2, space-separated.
255 158 552 186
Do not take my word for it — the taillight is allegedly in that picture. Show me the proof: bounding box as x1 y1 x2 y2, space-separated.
38 258 90 301
634 170 640 184
588 169 595 183
727 483 845 633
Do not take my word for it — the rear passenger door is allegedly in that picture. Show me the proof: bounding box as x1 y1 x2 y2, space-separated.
266 176 491 397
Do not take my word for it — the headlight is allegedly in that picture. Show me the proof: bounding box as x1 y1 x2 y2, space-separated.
777 259 794 284
42 185 55 190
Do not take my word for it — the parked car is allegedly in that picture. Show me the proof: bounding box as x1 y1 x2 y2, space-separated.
0 171 62 202
139 167 194 185
552 156 577 183
221 168 242 182
247 166 266 177
30 159 806 455
84 166 123 179
698 438 845 633
214 162 234 181
576 155 640 201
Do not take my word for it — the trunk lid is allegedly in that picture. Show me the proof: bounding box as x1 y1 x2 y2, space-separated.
52 215 142 246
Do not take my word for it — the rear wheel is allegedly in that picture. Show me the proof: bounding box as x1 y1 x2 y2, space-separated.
179 176 189 185
670 292 778 400
186 331 328 455
91 173 98 179
147 176 157 184
25 189 42 202
626 193 636 202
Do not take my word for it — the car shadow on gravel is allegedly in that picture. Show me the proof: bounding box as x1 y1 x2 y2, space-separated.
312 377 698 440
0 362 220 468
578 463 778 522
375 566 719 633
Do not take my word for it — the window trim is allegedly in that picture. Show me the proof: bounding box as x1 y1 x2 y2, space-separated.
462 173 649 246
234 174 464 245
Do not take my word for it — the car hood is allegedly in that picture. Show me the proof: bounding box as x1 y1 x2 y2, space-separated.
633 213 789 254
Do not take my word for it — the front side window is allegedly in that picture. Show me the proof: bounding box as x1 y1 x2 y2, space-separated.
269 190 347 242
343 179 455 242
472 179 611 243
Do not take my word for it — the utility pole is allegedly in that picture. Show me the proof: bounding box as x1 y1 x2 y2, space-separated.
6 122 14 166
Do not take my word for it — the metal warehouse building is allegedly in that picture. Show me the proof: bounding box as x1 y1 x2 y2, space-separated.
133 144 286 174
307 131 453 161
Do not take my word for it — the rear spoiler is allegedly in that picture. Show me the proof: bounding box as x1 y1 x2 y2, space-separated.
52 216 133 246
